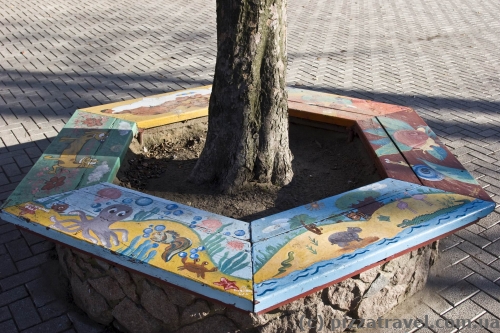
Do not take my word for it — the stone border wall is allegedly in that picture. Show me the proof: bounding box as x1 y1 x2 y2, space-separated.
56 241 438 333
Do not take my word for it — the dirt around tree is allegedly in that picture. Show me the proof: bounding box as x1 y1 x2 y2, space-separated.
115 121 381 221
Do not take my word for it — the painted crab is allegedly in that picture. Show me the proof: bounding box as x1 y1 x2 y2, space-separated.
177 256 217 279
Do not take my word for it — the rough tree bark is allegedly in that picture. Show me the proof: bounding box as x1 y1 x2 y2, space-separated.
189 0 293 193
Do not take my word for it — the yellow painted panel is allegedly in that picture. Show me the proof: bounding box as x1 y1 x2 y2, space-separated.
3 202 253 301
81 86 212 129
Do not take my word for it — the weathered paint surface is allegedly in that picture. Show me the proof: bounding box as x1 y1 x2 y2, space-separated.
375 111 491 201
1 111 137 209
80 86 212 129
0 87 493 313
287 87 411 120
356 117 421 183
2 183 253 306
251 179 494 312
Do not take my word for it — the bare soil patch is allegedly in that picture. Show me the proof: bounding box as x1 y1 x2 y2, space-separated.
115 120 381 221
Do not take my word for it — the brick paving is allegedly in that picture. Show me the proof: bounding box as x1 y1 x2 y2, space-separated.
1 0 500 331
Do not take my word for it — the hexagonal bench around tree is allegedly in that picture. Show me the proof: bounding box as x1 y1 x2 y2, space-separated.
0 86 494 330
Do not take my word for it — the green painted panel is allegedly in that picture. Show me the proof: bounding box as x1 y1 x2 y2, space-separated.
1 111 134 208
79 118 137 187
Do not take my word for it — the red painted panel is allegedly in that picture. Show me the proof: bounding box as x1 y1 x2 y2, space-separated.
377 110 492 201
356 117 421 184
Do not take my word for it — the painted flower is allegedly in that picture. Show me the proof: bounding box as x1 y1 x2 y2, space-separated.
393 129 429 148
41 176 66 191
226 240 245 251
82 117 103 127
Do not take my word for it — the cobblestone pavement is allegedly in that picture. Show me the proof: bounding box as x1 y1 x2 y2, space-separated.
1 0 500 331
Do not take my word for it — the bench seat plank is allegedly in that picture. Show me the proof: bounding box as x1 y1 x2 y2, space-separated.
287 87 412 117
1 183 254 310
252 180 494 313
251 178 423 243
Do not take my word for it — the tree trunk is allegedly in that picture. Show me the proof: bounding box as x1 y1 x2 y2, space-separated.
189 0 293 193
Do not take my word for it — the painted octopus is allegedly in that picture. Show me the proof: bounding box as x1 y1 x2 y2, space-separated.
50 204 132 248
177 257 217 279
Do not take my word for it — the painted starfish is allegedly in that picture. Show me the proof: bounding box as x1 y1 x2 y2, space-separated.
213 277 239 291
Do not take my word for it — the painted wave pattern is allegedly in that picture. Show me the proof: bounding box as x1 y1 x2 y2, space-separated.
254 199 492 298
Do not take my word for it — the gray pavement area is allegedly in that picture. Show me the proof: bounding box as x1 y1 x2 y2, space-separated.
1 0 500 331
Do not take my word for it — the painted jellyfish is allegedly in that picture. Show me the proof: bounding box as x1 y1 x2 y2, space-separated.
396 199 417 214
95 187 122 203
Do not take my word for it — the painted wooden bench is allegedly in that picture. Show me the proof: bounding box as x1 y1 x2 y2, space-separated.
0 86 494 314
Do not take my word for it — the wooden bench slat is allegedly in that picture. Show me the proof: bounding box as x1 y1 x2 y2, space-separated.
287 87 412 117
355 117 421 183
2 182 254 308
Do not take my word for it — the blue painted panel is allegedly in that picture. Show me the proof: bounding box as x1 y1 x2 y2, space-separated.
252 192 494 312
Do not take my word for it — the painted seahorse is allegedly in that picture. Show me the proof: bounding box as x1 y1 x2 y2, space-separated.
273 251 294 277
397 200 471 228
